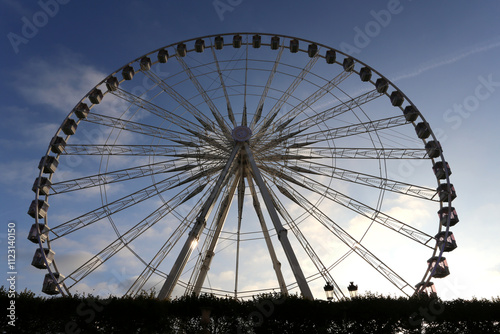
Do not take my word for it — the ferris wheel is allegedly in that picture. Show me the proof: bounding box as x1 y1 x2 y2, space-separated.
28 33 458 300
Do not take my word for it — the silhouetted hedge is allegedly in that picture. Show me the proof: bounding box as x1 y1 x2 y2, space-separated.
1 287 499 333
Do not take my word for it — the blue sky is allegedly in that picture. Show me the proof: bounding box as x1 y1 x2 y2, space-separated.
1 1 500 301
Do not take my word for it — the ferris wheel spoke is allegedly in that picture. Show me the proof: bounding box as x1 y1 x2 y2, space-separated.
190 171 240 296
210 46 237 127
250 41 285 128
245 175 288 296
64 182 210 289
252 52 321 135
234 172 245 297
279 147 430 160
274 173 434 246
244 142 314 299
259 66 355 143
61 144 223 157
140 67 221 135
158 144 240 300
49 158 196 194
110 88 204 132
272 179 415 296
284 89 383 134
263 178 345 299
84 113 196 143
126 192 209 297
50 166 220 239
285 115 409 146
276 159 437 201
176 55 233 141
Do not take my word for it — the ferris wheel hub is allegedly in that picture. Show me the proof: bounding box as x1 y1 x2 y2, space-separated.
232 126 252 142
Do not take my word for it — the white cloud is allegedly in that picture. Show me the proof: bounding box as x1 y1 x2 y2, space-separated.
13 47 106 113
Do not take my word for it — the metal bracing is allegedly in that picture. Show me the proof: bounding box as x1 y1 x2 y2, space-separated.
250 41 285 128
157 144 239 300
50 166 220 239
111 88 204 132
63 177 212 289
175 55 233 142
273 177 415 296
274 159 437 200
251 52 320 135
246 176 289 296
141 67 221 137
265 179 345 300
272 169 434 246
191 172 240 295
244 142 314 300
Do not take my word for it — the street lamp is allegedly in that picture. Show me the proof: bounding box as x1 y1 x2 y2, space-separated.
323 282 334 301
347 282 358 298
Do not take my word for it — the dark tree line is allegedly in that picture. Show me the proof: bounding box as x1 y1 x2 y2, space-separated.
1 287 499 333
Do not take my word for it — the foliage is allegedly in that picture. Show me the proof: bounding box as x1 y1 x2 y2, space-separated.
1 286 499 333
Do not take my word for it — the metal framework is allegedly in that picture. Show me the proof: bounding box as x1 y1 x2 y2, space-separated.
29 33 458 300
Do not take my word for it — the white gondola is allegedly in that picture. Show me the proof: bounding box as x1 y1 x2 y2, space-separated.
89 89 103 104
32 177 51 196
74 103 89 119
415 281 437 297
252 35 261 48
360 67 372 81
437 183 456 202
308 43 318 57
427 256 450 278
343 57 354 71
122 65 135 80
42 272 64 295
177 43 187 57
27 223 49 243
105 76 119 91
140 56 151 70
415 122 431 139
214 36 224 50
425 140 442 158
233 34 242 48
435 231 457 252
28 199 49 219
433 161 452 180
290 38 299 53
50 136 66 154
32 248 55 269
195 39 205 53
157 48 169 63
62 118 77 136
325 50 336 64
438 206 459 226
403 105 419 122
38 155 58 174
375 78 388 93
390 91 404 107
270 36 279 50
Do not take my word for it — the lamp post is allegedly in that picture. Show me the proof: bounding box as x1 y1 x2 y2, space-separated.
323 282 334 301
347 282 358 298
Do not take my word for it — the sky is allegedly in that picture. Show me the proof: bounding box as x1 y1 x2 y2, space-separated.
1 0 500 303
